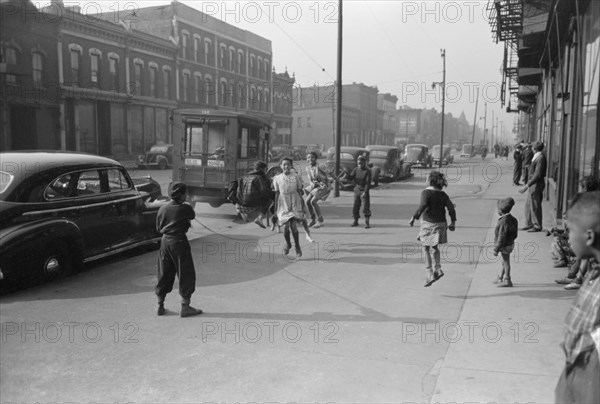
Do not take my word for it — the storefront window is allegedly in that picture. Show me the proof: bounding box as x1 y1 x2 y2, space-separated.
576 0 600 180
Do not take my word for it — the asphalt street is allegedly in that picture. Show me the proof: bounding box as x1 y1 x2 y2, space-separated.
0 155 573 403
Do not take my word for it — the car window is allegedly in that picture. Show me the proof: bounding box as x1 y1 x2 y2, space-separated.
0 171 14 194
369 151 387 158
77 170 102 196
107 169 132 192
45 173 75 200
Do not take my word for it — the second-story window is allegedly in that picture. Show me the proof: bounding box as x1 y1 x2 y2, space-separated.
90 52 100 84
163 69 170 98
250 55 255 77
195 75 202 103
220 80 227 106
70 49 81 85
229 48 234 72
32 52 43 85
133 61 143 96
183 72 189 101
149 65 157 97
109 56 119 91
219 44 225 68
237 51 243 74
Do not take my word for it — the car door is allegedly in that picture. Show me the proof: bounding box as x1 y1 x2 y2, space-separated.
74 169 127 256
101 167 148 249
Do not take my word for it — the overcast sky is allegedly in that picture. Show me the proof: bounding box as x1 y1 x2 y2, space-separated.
40 0 516 139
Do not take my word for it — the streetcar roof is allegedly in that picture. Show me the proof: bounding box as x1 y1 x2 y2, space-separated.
175 109 272 128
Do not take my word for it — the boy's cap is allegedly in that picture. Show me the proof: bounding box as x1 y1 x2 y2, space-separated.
498 197 515 213
357 155 366 162
170 181 187 198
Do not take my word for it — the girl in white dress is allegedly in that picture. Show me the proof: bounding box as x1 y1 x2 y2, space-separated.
273 157 312 258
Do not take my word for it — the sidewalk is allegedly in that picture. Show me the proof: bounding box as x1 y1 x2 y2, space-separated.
432 157 573 403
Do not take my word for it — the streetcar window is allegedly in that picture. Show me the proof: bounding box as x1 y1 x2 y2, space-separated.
186 125 203 155
207 123 225 155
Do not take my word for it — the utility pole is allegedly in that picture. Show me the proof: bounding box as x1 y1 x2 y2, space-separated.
334 0 342 197
490 109 495 148
432 49 446 168
470 86 479 157
482 102 487 146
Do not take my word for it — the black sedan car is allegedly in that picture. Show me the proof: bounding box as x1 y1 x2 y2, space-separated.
137 143 173 170
325 147 381 189
0 151 166 291
365 145 412 182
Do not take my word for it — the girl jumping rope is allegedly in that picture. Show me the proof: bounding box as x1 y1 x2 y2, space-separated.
409 171 457 287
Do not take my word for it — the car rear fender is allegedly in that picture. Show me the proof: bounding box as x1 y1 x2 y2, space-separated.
0 218 84 257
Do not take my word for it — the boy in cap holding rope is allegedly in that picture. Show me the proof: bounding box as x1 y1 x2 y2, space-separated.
493 197 519 287
155 181 203 317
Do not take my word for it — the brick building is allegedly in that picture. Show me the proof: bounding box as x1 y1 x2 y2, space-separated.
1 0 60 150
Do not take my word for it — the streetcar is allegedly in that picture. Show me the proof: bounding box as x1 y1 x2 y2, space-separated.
171 109 271 207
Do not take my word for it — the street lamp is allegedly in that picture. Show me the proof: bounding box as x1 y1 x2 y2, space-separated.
431 49 446 169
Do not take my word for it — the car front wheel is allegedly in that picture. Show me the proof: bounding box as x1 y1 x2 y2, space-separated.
157 158 168 170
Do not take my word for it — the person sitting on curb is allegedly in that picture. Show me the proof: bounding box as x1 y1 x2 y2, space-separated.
554 191 600 403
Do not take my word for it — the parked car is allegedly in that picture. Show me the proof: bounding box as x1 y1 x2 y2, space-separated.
365 145 412 181
305 144 323 158
460 144 475 158
431 144 455 165
270 144 294 162
404 144 433 168
137 143 173 170
325 146 381 189
0 151 166 291
290 145 307 160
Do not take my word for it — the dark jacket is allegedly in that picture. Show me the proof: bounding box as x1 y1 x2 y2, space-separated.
413 188 457 223
522 147 533 166
157 200 195 236
347 166 371 192
494 213 518 252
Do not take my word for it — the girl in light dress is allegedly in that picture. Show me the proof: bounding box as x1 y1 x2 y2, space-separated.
272 157 314 258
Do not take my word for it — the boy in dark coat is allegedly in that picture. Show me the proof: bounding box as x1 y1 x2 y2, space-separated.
493 197 519 287
155 182 203 317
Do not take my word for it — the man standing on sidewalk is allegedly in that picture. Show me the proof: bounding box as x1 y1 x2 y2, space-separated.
519 141 547 232
155 182 203 318
555 191 600 403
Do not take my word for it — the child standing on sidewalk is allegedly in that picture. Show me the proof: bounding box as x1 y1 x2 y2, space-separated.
492 197 519 287
409 171 456 287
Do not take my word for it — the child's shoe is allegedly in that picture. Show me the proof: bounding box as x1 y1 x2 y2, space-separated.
498 278 513 287
295 247 302 259
283 245 291 256
493 275 503 284
306 234 315 243
434 270 444 281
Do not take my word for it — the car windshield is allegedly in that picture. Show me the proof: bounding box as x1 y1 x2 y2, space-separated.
369 150 388 158
150 145 170 153
405 146 424 158
0 171 14 194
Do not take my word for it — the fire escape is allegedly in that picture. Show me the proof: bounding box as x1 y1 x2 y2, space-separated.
488 0 523 112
